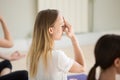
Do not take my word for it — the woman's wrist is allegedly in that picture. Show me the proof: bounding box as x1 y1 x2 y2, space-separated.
0 19 4 24
0 17 3 21
71 35 78 45
70 34 76 40
0 19 2 22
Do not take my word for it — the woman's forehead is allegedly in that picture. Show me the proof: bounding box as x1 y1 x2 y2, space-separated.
54 14 64 26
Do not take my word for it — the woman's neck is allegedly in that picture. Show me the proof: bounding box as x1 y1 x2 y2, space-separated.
99 67 116 80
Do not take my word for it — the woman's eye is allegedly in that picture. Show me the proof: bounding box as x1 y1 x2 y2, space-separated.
61 26 64 28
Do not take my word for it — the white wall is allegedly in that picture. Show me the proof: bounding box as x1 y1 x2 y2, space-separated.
93 0 120 32
38 0 89 33
0 0 120 39
0 0 37 39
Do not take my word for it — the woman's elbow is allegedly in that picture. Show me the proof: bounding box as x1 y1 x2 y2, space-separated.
82 67 86 72
7 42 14 48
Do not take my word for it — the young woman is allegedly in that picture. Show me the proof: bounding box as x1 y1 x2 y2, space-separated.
27 9 86 80
87 34 120 80
0 16 28 80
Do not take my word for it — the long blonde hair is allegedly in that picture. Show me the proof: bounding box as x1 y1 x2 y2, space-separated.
27 9 58 78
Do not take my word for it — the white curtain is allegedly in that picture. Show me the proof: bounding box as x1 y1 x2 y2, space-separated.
37 0 89 33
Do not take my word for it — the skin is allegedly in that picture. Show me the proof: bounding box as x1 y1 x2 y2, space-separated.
0 16 13 48
0 51 26 61
49 14 86 73
0 16 26 76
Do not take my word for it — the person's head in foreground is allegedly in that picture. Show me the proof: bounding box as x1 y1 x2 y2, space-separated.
87 34 120 80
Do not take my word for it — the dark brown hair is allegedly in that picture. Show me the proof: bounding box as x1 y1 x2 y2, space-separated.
87 34 120 80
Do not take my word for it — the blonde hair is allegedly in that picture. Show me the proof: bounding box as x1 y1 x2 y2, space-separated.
27 9 58 77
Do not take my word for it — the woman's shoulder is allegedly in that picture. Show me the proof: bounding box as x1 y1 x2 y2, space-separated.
52 50 65 56
52 49 69 61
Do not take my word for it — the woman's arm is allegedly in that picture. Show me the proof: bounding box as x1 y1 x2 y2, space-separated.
0 16 13 48
64 19 86 73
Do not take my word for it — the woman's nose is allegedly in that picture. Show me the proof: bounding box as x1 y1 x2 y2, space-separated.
62 26 65 32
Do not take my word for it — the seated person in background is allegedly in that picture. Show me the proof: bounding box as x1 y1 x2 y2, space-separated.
27 9 86 80
87 34 120 80
0 51 25 76
0 16 28 80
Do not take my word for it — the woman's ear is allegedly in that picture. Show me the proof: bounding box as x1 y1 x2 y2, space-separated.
114 58 120 67
114 58 120 73
49 27 53 34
